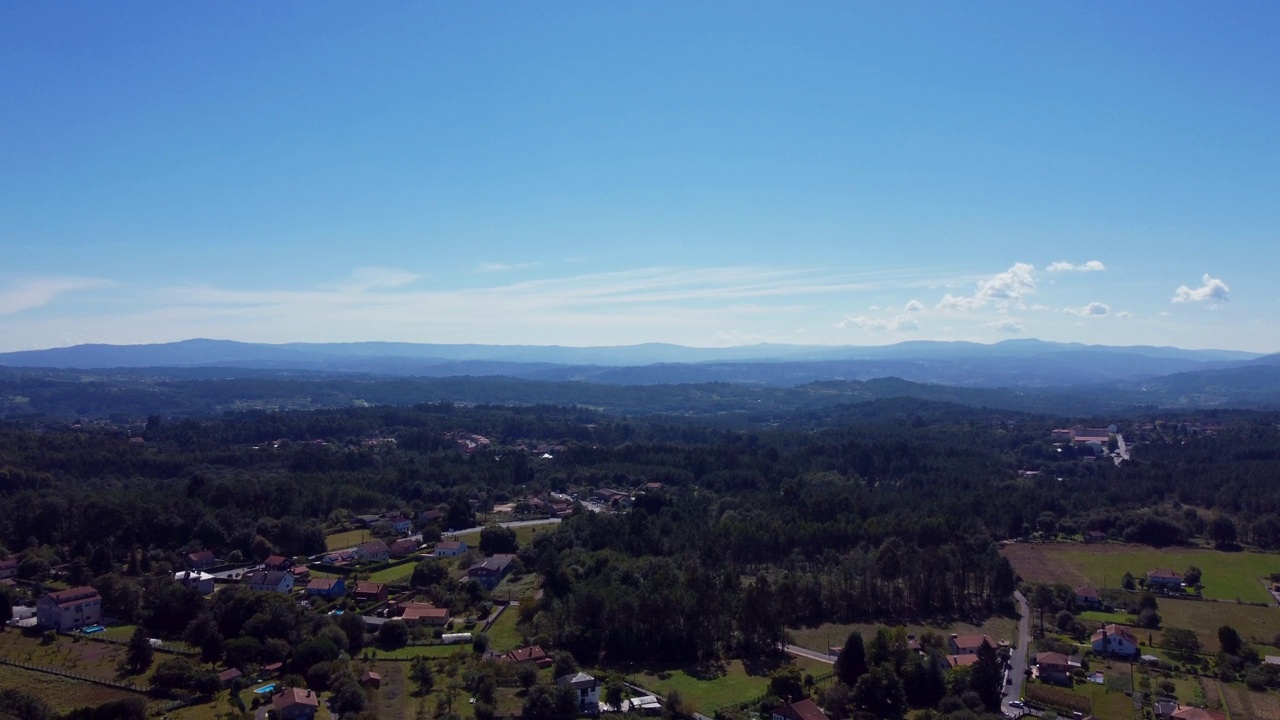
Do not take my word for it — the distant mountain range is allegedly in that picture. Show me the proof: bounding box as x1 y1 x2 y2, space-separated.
3 337 1280 418
0 338 1267 388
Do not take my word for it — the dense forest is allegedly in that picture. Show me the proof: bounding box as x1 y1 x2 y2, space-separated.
3 394 1280 720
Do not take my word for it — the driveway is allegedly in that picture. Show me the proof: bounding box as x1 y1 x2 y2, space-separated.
783 644 835 664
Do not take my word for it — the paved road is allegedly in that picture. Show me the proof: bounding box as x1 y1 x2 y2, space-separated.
784 644 835 665
447 517 562 537
1113 433 1130 466
1003 590 1032 716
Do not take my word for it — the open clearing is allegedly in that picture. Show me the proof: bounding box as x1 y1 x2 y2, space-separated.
484 606 525 653
624 656 831 713
326 528 373 551
1082 599 1280 652
1001 542 1280 604
0 664 145 714
788 616 1019 655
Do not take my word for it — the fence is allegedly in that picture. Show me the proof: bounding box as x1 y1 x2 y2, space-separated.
0 657 145 693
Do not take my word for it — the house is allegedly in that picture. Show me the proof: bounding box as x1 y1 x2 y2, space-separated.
1170 708 1227 720
643 482 665 492
218 668 242 687
770 698 828 720
557 672 600 713
503 645 553 667
243 570 294 594
353 581 388 604
322 550 356 566
467 554 515 589
1084 530 1108 543
945 654 980 669
290 565 312 582
385 514 412 534
272 688 320 720
185 550 216 570
360 670 381 689
419 509 445 526
1036 652 1072 684
264 555 294 571
355 514 382 528
1092 624 1140 657
306 578 346 599
1075 585 1102 609
399 602 449 626
1154 699 1179 719
355 540 391 564
433 540 468 558
174 570 215 595
389 538 420 557
1147 568 1183 589
0 558 18 580
36 586 102 631
948 634 993 656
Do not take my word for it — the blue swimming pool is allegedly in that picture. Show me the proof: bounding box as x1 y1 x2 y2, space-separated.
253 684 277 695
81 625 105 634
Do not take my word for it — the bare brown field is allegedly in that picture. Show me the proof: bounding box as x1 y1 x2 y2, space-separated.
1221 681 1280 720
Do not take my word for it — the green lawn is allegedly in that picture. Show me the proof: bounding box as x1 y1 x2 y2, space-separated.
1002 543 1280 603
365 644 469 660
367 560 420 584
326 528 373 551
788 616 1019 655
622 657 829 714
483 606 525 653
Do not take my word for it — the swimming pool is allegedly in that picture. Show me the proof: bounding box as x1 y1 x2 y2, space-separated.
253 684 277 695
81 625 105 634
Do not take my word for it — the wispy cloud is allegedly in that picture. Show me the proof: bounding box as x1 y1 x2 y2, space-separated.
904 299 924 312
1066 301 1110 317
478 261 542 273
835 314 920 332
0 276 113 316
1173 274 1229 304
985 318 1024 334
1047 260 1105 273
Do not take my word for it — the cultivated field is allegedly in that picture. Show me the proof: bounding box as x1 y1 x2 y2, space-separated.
0 664 146 714
1001 542 1280 604
788 616 1019 655
1220 680 1280 720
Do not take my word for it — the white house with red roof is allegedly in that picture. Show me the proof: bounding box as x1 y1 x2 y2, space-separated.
36 586 102 631
355 540 390 563
1092 624 1140 656
1146 568 1183 589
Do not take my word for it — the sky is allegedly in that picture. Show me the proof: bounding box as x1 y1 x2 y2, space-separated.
2 3 1279 353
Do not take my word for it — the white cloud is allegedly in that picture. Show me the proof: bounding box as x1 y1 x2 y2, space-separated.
835 314 920 332
1116 311 1132 319
937 263 1036 311
1066 302 1111 317
479 261 542 273
1047 260 1106 273
1173 274 1229 304
904 299 924 312
0 276 113 316
985 318 1024 334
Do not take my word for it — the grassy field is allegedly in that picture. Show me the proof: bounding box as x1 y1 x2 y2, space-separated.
1081 598 1280 652
365 644 469 660
368 560 420 584
484 606 525 653
0 664 148 714
1001 542 1280 603
0 629 145 682
326 528 373 551
494 572 541 604
624 656 830 713
788 616 1019 655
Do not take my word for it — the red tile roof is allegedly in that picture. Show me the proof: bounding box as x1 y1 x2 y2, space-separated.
273 688 319 711
772 698 827 720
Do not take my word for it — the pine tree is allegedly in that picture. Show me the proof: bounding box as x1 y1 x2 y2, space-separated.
835 631 868 686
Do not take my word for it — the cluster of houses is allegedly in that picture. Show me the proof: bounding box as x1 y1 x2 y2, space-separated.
1050 425 1116 455
943 633 1001 670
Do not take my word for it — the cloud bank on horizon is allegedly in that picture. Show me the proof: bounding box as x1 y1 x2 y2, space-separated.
0 260 1259 353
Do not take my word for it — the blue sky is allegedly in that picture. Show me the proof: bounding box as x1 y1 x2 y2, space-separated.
3 3 1278 352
